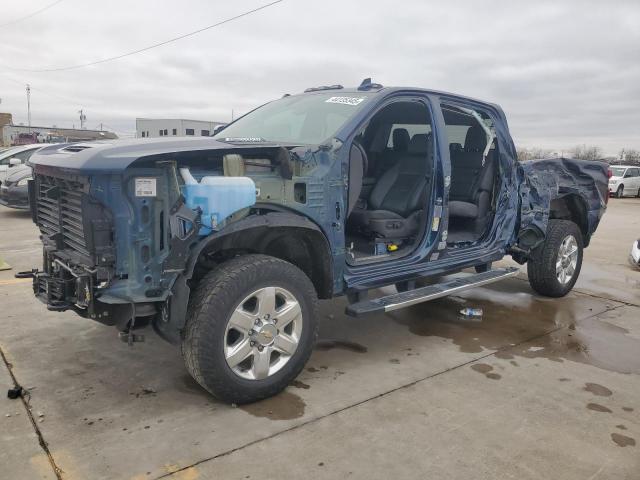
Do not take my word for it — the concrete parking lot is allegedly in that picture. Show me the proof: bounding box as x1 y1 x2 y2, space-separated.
1 199 639 480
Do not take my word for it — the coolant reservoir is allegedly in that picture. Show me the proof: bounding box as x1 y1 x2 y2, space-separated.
179 168 256 233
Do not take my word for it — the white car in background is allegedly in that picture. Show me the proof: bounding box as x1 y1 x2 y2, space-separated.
630 238 640 269
608 165 640 198
0 144 54 185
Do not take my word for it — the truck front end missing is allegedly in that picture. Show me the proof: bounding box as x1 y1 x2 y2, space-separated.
24 166 180 330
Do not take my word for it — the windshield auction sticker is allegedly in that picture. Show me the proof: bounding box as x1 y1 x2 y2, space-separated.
135 178 157 197
325 96 366 106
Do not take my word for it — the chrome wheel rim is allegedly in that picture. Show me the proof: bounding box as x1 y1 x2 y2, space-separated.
556 234 578 285
224 287 302 380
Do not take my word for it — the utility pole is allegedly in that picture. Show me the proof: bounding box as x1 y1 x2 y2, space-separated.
26 84 31 132
78 109 86 129
231 109 234 121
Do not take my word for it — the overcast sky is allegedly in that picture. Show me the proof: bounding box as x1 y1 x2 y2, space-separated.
1 0 639 154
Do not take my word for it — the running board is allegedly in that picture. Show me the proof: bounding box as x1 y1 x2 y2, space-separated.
345 267 520 317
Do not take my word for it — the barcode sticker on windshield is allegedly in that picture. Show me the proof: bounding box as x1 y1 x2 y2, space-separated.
135 178 156 197
325 96 365 106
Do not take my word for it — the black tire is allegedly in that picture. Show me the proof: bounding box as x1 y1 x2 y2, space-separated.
527 219 583 297
636 187 640 198
181 254 319 404
615 185 624 198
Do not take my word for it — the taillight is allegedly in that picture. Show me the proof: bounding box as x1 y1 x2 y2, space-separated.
607 169 613 178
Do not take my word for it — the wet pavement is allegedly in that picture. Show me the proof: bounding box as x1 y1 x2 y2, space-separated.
0 198 639 479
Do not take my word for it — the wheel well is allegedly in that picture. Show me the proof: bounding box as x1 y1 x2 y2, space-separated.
193 226 334 299
549 194 589 244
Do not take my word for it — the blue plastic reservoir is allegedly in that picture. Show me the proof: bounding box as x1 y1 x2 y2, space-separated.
179 168 256 234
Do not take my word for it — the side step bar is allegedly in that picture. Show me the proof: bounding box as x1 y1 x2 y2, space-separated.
345 267 520 317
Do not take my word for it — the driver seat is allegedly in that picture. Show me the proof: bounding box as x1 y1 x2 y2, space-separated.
350 134 432 239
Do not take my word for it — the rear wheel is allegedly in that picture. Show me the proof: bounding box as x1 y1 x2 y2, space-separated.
182 254 319 404
527 219 583 297
615 185 624 198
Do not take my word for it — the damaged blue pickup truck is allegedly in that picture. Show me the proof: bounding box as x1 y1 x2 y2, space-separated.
22 80 608 403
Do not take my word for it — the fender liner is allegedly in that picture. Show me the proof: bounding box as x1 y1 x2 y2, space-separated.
154 212 333 344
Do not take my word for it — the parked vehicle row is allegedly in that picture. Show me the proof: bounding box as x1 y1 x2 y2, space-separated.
1 144 52 209
0 164 32 209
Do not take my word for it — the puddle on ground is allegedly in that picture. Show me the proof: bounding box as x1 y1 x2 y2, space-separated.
390 281 640 375
584 383 612 397
587 403 612 413
290 380 310 389
315 339 368 353
470 363 501 380
471 364 492 374
240 391 306 420
611 433 636 447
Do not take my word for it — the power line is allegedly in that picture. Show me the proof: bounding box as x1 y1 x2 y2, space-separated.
0 0 65 28
4 0 284 73
0 74 92 107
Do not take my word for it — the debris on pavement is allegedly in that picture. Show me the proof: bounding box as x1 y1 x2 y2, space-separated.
459 307 483 318
7 385 23 399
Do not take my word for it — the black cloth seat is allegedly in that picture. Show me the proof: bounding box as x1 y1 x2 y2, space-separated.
448 125 496 235
350 134 432 239
376 128 410 176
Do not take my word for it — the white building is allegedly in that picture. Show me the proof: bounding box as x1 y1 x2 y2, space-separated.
136 118 226 139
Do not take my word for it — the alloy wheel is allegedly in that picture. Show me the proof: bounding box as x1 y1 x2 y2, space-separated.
556 234 579 285
224 286 303 380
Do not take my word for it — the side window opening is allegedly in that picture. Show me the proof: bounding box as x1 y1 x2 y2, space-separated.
345 99 434 264
441 103 498 245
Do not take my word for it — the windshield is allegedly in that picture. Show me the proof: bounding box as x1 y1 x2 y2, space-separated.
610 167 626 177
214 92 373 145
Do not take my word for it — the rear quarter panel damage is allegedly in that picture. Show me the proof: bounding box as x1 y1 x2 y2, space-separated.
519 158 608 248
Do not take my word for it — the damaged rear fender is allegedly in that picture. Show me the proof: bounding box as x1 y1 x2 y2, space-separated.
517 158 608 253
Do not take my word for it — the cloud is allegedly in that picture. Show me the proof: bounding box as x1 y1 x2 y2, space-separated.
0 0 638 153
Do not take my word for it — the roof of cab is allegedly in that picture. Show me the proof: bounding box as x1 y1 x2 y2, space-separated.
298 82 501 110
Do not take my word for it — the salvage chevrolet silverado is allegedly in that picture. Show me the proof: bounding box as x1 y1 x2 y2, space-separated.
22 80 608 403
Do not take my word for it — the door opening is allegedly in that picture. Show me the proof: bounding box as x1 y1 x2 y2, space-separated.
345 100 434 263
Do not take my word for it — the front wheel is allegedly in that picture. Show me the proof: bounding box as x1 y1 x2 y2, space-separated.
615 185 624 198
527 220 583 297
182 254 319 404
